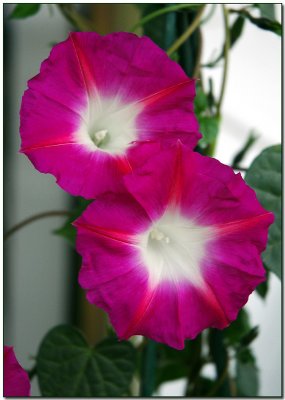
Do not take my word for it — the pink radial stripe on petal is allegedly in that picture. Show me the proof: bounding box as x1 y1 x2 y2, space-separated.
75 143 273 349
20 32 201 198
74 193 152 338
4 346 31 397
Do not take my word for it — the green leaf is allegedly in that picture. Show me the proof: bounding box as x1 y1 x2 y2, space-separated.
230 15 246 47
189 377 215 396
10 4 41 19
198 115 219 147
54 197 91 245
240 326 259 347
37 325 136 397
156 335 201 388
245 145 281 279
232 131 259 168
236 348 259 396
141 4 168 49
203 15 245 67
194 86 219 150
230 9 281 36
194 87 208 113
224 309 251 346
256 4 275 21
256 268 270 299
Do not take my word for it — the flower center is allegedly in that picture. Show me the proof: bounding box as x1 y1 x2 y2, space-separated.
140 211 214 287
91 129 109 146
150 228 170 244
77 97 143 155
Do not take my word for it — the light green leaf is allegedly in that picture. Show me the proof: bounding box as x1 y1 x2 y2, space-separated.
194 87 208 113
236 348 259 396
245 145 281 279
10 4 41 19
198 115 219 147
256 4 275 21
37 325 136 397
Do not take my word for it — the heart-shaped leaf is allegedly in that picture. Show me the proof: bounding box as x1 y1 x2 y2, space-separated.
245 145 281 279
236 348 259 396
37 325 136 397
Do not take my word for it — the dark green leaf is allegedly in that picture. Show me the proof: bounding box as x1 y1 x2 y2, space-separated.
156 335 201 388
230 9 281 36
256 4 275 21
240 326 259 347
54 197 91 245
176 9 202 77
186 377 215 396
141 4 168 49
245 145 281 278
256 268 270 299
207 78 216 110
37 325 136 397
232 131 259 168
224 309 251 346
10 4 41 19
236 348 259 396
230 15 246 46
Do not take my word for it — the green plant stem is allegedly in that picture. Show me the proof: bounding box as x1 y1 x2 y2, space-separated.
166 5 205 56
130 4 200 33
216 5 230 116
233 166 248 172
200 4 216 25
209 330 231 396
206 358 229 396
57 4 93 31
192 28 203 78
185 334 203 396
4 211 71 241
139 339 157 397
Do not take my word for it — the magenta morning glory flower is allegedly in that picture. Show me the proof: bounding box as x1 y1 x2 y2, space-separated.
20 32 201 199
4 346 30 397
74 142 274 350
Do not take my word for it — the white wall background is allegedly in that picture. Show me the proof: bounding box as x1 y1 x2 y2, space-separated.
4 3 281 397
4 5 70 396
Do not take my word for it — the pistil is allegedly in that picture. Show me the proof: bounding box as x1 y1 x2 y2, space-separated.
92 129 108 146
150 228 170 244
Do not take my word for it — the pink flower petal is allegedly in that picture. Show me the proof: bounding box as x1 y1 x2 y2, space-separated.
20 32 201 199
75 144 273 349
4 346 30 397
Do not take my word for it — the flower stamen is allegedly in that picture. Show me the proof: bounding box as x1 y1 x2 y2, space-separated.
150 228 170 244
91 129 108 146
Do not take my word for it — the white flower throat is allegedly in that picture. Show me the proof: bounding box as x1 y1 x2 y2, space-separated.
77 96 143 155
140 210 214 287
